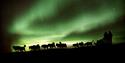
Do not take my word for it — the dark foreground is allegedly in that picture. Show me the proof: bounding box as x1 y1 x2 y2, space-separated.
2 44 125 63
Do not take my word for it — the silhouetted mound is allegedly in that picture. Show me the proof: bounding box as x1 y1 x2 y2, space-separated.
5 44 125 63
11 46 113 55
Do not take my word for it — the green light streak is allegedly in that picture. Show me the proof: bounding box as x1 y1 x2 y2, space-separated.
8 0 124 50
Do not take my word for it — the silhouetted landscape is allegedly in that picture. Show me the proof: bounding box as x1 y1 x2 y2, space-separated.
12 31 112 52
0 31 124 63
1 0 125 63
2 31 123 63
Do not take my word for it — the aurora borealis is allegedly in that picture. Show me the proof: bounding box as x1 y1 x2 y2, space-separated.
1 0 125 52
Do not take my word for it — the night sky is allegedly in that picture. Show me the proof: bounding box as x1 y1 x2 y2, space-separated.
1 0 125 52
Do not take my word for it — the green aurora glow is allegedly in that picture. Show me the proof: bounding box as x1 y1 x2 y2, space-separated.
7 0 125 50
